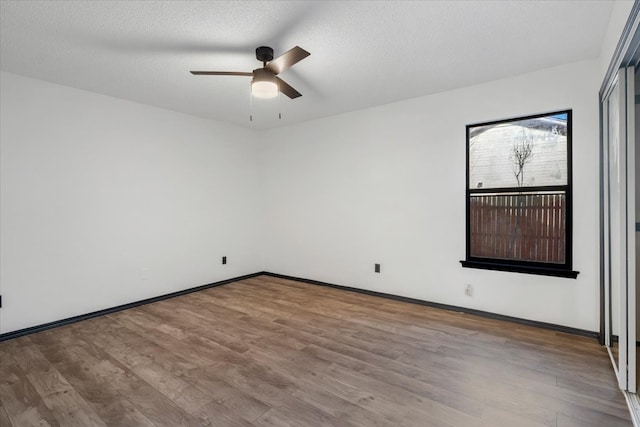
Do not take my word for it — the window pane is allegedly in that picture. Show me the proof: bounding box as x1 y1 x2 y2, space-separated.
469 113 568 189
470 192 566 264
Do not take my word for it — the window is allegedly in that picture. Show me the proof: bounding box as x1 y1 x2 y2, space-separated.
460 110 578 278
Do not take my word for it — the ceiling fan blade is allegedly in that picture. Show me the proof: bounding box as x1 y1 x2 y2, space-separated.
190 71 253 76
276 77 302 99
266 46 310 75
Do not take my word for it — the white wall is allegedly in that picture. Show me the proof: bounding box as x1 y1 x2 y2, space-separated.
261 60 601 331
600 0 635 82
0 72 262 334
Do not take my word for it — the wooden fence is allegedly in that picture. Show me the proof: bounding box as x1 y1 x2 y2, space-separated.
470 193 565 263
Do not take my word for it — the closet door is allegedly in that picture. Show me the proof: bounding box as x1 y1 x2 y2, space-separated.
629 66 637 393
604 67 636 392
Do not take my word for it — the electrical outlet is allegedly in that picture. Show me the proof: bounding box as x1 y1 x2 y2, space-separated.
375 263 380 273
465 284 473 297
222 256 227 265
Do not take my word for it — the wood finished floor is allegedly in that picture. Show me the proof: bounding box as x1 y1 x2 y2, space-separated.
0 275 632 427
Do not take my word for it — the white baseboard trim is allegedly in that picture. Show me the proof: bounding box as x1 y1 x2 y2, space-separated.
608 346 640 426
624 391 640 427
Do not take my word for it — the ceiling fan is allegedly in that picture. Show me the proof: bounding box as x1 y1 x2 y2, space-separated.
190 46 310 99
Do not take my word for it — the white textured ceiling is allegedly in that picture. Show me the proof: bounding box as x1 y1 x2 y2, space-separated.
0 1 614 129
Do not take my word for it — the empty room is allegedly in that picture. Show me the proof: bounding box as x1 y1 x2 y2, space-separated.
2 1 640 426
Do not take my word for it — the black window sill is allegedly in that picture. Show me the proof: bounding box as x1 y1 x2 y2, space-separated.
460 260 579 279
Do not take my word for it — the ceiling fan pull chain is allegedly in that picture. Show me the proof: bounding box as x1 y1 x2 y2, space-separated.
249 84 253 122
278 90 282 120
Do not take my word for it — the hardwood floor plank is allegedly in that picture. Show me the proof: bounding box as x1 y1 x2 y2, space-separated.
480 404 552 427
556 411 632 427
0 275 631 426
27 332 156 427
555 402 634 427
106 309 228 367
253 399 338 427
65 318 214 415
65 336 204 427
180 367 271 423
0 350 61 427
6 338 107 427
298 368 406 424
193 400 256 427
0 402 12 427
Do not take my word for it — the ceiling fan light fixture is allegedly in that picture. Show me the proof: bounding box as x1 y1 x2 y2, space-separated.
252 80 278 98
251 69 279 99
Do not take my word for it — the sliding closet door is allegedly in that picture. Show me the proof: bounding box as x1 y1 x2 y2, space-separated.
629 66 637 393
603 71 620 375
604 67 636 392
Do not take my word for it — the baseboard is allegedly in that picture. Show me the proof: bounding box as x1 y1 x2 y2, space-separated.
260 271 600 339
624 391 640 427
0 270 599 342
0 272 262 342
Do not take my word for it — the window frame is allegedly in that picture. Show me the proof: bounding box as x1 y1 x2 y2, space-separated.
460 109 579 278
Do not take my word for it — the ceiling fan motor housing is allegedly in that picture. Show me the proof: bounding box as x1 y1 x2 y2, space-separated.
256 46 274 63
